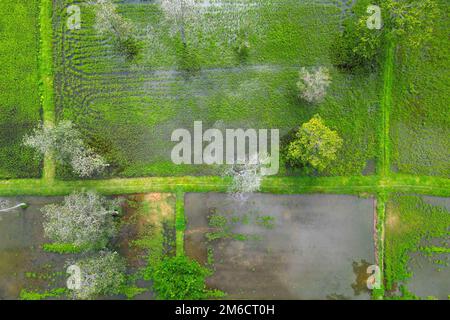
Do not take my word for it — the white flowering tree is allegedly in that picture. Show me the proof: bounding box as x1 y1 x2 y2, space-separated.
70 251 126 300
24 121 108 177
224 153 269 201
160 0 199 46
92 0 132 37
42 191 121 247
91 0 140 59
297 67 332 104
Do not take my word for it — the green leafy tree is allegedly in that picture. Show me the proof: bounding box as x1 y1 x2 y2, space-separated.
287 115 343 172
332 0 439 70
152 255 223 300
383 0 438 48
331 0 384 70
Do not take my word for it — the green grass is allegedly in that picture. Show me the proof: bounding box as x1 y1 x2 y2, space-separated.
390 0 450 177
379 40 395 176
40 0 56 182
175 191 186 256
0 0 42 178
0 174 449 197
53 0 380 178
19 287 67 300
42 242 102 254
384 194 450 292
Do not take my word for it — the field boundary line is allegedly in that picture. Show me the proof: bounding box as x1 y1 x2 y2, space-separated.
175 191 186 257
379 39 395 177
0 175 448 197
39 0 56 182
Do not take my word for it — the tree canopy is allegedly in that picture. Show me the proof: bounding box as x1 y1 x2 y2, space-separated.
72 251 126 300
24 121 108 177
42 191 121 247
332 0 439 70
287 115 343 172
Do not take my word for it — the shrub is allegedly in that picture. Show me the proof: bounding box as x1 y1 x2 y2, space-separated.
152 255 223 300
93 0 142 60
114 36 142 61
331 0 439 71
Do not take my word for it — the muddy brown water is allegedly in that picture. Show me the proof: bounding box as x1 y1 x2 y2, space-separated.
0 194 176 300
0 196 69 300
185 193 376 300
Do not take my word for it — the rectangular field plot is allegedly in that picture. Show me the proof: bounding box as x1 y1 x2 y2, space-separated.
0 193 175 300
0 0 42 178
390 0 450 177
385 195 450 300
54 0 380 178
184 193 376 299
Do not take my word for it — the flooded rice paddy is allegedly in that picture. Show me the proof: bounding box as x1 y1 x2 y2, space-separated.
0 194 175 300
185 193 376 299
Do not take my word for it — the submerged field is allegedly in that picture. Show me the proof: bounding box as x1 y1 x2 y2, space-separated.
0 194 175 300
185 193 375 299
54 0 380 178
384 194 450 299
0 0 42 179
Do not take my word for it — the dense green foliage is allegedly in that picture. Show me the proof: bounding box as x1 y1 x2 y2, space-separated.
332 0 439 71
152 255 223 300
0 0 41 178
20 288 67 300
331 0 383 70
287 115 343 172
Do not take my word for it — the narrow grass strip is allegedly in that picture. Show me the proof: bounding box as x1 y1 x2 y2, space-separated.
0 175 448 197
39 0 56 182
378 39 395 176
175 191 186 256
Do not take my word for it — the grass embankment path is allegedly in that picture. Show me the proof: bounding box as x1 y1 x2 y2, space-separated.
40 0 55 183
375 39 396 297
379 39 395 178
0 175 448 197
